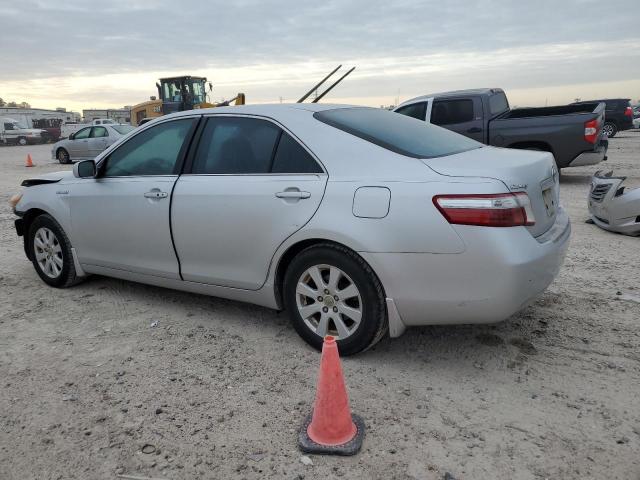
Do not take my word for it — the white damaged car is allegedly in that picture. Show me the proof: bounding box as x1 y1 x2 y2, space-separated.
11 104 570 355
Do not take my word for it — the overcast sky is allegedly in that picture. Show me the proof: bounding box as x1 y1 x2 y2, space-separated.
1 0 639 112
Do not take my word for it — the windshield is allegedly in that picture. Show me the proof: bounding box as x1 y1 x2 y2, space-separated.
163 80 183 102
314 107 482 159
112 125 135 135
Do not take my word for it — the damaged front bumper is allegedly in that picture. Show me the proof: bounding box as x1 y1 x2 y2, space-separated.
588 170 640 236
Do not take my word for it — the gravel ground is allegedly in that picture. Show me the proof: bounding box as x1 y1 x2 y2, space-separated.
1 134 639 480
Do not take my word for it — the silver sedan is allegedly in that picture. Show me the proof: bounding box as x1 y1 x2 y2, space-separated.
13 104 570 355
52 124 135 164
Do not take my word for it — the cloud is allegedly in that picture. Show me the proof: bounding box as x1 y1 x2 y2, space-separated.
1 0 639 110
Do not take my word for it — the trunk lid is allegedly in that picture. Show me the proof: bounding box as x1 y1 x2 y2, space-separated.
422 146 559 237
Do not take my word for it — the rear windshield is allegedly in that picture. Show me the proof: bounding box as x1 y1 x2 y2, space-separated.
313 107 481 159
112 125 135 135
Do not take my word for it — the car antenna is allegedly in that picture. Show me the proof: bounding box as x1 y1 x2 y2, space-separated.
296 65 342 103
312 67 355 103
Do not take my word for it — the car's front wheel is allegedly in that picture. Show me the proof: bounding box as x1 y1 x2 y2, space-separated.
18 137 27 146
28 214 80 288
56 148 71 164
283 243 388 356
603 122 618 138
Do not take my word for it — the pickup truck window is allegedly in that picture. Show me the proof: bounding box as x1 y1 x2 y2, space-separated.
431 100 474 125
395 102 426 121
489 92 509 116
314 107 481 159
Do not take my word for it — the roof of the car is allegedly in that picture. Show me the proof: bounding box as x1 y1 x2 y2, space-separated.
162 103 355 119
398 88 504 107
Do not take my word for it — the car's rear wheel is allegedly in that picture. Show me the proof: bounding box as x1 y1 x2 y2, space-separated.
283 243 388 355
18 137 27 146
57 148 71 164
603 122 617 138
28 214 79 288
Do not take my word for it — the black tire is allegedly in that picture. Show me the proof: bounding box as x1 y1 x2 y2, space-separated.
28 214 80 288
283 243 388 356
603 122 618 138
56 148 71 164
18 137 27 146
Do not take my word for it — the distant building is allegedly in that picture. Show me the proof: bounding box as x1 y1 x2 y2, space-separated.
83 108 131 124
0 106 80 126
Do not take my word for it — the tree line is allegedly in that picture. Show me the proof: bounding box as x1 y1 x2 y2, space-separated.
0 98 31 108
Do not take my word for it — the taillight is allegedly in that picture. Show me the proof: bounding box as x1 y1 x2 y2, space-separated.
584 119 598 144
433 192 535 227
624 107 633 117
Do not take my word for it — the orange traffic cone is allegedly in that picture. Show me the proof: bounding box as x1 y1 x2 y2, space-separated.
298 336 365 455
25 154 34 167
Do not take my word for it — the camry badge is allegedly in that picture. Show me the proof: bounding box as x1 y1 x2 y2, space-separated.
510 184 527 190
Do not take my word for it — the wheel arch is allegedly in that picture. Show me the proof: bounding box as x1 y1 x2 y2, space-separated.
20 208 50 260
273 238 387 311
55 146 69 158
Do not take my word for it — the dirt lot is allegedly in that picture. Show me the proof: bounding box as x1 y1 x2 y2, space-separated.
1 134 639 480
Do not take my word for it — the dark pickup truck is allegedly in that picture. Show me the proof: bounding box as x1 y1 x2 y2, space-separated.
394 88 607 169
572 98 633 138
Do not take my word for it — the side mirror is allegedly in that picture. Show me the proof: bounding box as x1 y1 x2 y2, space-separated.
73 160 96 178
68 133 75 140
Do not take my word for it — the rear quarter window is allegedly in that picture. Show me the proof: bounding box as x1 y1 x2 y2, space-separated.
314 107 481 159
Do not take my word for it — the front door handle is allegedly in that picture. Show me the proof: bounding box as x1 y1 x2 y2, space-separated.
467 127 482 134
275 190 311 199
144 190 168 199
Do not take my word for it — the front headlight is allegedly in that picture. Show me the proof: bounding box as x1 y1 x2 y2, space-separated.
9 192 23 209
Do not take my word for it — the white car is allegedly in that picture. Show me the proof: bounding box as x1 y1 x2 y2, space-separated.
12 104 570 355
633 117 640 129
52 124 135 163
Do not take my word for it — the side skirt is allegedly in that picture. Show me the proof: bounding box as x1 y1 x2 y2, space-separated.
82 264 280 310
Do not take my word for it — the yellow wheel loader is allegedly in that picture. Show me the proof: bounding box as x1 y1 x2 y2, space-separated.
130 75 245 126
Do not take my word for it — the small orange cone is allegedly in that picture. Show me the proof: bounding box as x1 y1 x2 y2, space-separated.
298 336 365 455
25 154 34 167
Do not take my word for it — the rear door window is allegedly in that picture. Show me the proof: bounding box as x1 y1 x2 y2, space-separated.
431 99 474 125
90 126 108 138
395 102 427 121
192 117 281 174
488 92 509 116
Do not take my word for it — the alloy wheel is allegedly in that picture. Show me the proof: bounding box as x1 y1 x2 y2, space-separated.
603 124 614 137
34 227 63 278
296 264 363 340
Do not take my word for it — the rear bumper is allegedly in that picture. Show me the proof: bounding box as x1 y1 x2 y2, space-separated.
568 139 607 167
361 208 570 331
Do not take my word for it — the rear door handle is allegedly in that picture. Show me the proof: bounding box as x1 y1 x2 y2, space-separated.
467 127 482 133
144 190 168 199
275 190 311 199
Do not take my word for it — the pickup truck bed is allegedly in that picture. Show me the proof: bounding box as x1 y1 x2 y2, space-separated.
394 88 608 169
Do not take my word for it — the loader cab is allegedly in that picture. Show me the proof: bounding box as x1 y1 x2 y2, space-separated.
158 76 210 114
